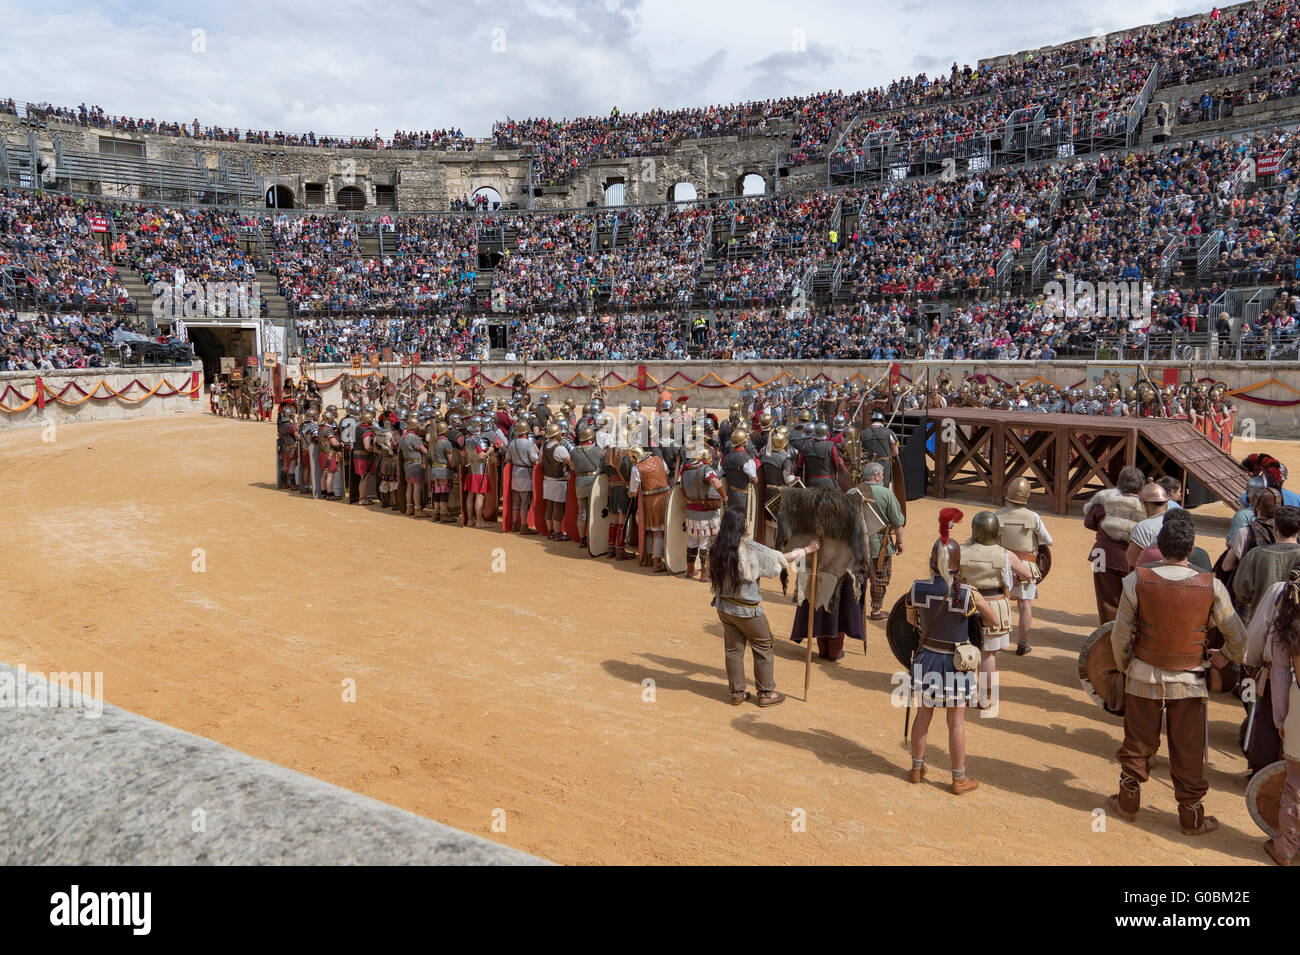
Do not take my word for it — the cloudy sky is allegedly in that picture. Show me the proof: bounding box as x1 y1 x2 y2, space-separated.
1 0 1218 138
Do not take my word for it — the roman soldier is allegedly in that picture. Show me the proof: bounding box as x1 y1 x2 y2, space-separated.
353 407 379 506
603 444 635 559
532 393 553 431
905 507 994 795
859 412 898 488
719 403 742 451
463 434 494 528
960 511 1035 703
541 421 572 541
995 476 1053 656
398 414 427 517
864 460 906 620
568 424 605 550
296 413 315 496
651 398 681 477
720 429 758 513
376 417 401 509
679 444 726 581
426 419 458 523
798 421 845 489
1108 509 1246 836
276 406 299 489
1083 467 1147 624
506 420 540 535
317 414 344 501
622 399 649 449
629 446 672 572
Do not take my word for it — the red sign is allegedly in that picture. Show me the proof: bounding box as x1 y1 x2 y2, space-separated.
1255 151 1284 177
88 216 108 234
246 355 259 366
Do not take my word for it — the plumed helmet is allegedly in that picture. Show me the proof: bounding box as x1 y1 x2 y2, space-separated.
730 428 749 447
971 510 1000 545
1004 476 1032 506
931 506 965 575
772 426 790 451
1139 482 1168 504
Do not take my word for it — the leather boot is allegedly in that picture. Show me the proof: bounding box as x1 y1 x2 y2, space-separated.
951 776 979 795
1108 774 1141 822
1179 802 1220 836
684 565 697 580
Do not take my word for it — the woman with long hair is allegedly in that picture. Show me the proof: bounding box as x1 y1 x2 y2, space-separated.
1243 566 1300 865
709 506 819 708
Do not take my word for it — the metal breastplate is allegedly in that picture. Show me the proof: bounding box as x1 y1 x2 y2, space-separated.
960 542 1007 592
803 440 834 478
1133 569 1215 670
681 464 720 505
996 506 1039 553
912 577 971 646
861 427 892 461
760 450 790 488
722 450 751 490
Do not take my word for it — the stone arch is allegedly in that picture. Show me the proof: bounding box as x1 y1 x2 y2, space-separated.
669 181 698 206
265 185 295 209
472 186 503 211
336 186 366 211
739 172 767 197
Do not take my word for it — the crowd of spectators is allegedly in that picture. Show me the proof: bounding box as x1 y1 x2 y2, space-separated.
0 309 132 370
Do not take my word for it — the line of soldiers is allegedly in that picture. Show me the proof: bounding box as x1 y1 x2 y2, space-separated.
272 385 909 619
210 374 272 420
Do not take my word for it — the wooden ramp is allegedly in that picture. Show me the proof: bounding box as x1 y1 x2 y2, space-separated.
925 409 1248 514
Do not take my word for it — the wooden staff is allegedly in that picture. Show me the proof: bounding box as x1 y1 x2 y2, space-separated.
803 547 820 700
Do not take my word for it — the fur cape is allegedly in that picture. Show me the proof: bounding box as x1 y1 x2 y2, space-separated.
1087 487 1145 542
774 487 868 567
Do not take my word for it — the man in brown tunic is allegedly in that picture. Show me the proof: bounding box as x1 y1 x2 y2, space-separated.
1108 509 1246 835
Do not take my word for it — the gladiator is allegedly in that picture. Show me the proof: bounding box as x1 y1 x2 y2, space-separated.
995 476 1053 656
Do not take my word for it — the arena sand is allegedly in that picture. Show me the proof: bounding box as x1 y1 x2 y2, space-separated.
0 413 1288 865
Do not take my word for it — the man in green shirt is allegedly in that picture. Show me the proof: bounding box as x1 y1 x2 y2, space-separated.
864 461 905 620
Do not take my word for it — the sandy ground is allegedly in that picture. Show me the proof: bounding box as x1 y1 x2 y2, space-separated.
0 412 1292 866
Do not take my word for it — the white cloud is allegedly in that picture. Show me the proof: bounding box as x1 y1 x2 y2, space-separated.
0 0 1217 138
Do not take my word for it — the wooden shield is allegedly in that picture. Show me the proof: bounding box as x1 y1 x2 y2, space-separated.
1078 622 1123 716
663 484 687 575
886 593 920 668
563 473 580 540
1036 544 1052 583
501 462 516 532
588 474 611 556
531 460 545 531
1246 760 1288 838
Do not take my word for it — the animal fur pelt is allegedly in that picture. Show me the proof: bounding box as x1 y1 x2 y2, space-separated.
1085 487 1145 542
776 487 869 594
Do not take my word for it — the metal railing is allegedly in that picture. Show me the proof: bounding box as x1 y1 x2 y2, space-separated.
1156 236 1184 286
1198 229 1223 278
1127 65 1160 141
1030 245 1050 290
994 247 1014 289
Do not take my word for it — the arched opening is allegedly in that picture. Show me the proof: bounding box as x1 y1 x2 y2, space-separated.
265 185 295 209
189 326 225 384
740 173 766 197
472 186 503 211
669 181 697 206
336 186 366 211
604 179 625 207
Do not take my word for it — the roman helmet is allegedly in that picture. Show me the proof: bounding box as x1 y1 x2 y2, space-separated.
404 413 420 431
513 420 529 437
629 399 642 412
545 421 562 439
1139 482 1169 507
772 426 790 451
628 446 648 463
577 424 595 443
814 421 830 438
758 412 774 430
689 443 712 463
971 510 1001 545
832 414 847 432
730 428 749 447
1004 476 1032 506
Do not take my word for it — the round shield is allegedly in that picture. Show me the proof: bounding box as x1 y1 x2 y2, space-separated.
1036 543 1052 583
886 593 920 669
1078 622 1123 716
1246 760 1288 838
